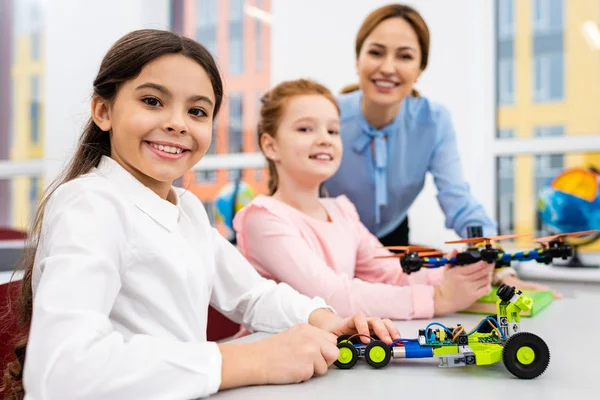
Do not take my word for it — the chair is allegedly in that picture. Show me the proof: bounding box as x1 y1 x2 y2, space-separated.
0 280 21 399
207 306 241 342
0 228 27 240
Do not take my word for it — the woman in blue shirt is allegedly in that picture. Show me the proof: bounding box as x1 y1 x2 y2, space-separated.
323 3 560 295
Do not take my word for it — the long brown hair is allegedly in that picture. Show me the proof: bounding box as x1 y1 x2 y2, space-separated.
0 29 223 399
257 79 340 195
340 3 430 96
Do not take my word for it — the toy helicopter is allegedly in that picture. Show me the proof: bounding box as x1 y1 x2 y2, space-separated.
334 284 550 380
376 226 599 275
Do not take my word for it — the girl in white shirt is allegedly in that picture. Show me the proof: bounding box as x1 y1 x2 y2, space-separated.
2 29 400 400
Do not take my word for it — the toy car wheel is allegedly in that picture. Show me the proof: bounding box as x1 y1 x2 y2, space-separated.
334 342 359 369
502 332 550 379
364 340 391 369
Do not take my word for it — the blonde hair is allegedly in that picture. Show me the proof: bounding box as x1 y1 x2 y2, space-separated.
341 3 430 96
258 79 340 195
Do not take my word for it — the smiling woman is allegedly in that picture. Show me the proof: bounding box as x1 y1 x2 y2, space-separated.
321 3 558 295
322 3 494 245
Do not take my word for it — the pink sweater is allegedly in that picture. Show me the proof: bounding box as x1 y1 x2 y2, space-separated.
233 194 445 320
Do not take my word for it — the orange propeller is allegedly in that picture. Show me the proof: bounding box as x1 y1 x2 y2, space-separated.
375 250 444 259
379 245 437 252
533 229 600 245
445 233 531 246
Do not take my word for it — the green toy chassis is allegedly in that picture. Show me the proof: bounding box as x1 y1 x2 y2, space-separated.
334 284 550 379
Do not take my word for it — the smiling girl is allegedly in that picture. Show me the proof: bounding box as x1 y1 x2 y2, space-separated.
233 78 495 324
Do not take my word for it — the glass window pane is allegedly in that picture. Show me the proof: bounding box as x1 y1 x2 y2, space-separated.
2 0 45 161
230 0 244 21
496 152 599 250
175 0 272 220
228 94 243 153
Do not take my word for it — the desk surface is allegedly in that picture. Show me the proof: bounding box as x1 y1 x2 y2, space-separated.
212 292 600 400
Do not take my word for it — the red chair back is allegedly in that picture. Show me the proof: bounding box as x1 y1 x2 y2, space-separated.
207 306 241 342
0 228 27 240
0 280 21 398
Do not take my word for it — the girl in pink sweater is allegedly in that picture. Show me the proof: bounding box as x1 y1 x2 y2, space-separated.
233 79 495 321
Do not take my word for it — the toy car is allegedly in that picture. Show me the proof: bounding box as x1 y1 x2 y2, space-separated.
334 284 550 379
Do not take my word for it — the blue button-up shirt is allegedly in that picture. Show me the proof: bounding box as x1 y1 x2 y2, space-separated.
323 90 497 239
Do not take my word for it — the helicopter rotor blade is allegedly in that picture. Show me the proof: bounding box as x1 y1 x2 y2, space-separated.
446 233 531 245
533 229 600 243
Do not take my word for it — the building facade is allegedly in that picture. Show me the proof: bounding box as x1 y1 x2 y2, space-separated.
0 0 13 226
6 0 45 230
496 0 600 250
179 0 270 226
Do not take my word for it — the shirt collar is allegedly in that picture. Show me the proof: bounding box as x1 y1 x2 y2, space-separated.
93 156 190 232
353 90 407 134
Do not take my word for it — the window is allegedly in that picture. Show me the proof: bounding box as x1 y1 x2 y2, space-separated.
532 0 563 35
533 125 564 137
229 94 243 153
196 128 217 182
196 0 218 57
29 177 39 213
230 0 243 21
534 154 564 235
255 90 264 181
498 59 515 105
533 52 564 102
229 37 244 74
497 128 515 139
228 94 243 180
498 0 515 40
255 0 263 71
229 0 244 74
31 31 40 60
197 0 218 25
30 3 42 60
497 156 515 235
493 0 600 251
30 76 40 144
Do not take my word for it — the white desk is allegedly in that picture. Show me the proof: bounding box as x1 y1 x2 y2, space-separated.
516 260 600 283
211 291 600 400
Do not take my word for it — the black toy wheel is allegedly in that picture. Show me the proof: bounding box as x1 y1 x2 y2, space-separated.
334 341 359 369
502 332 550 379
364 340 391 369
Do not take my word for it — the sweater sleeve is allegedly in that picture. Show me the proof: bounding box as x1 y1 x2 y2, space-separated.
335 195 446 287
234 202 436 320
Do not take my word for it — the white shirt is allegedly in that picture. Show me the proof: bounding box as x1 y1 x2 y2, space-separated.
24 156 330 400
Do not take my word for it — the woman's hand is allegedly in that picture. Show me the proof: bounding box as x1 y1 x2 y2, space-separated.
433 250 494 316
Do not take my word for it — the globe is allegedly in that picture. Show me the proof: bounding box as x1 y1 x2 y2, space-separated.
537 167 600 234
214 180 256 231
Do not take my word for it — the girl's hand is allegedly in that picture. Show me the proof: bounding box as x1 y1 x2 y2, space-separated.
500 274 562 299
309 308 401 345
219 323 340 388
433 250 494 316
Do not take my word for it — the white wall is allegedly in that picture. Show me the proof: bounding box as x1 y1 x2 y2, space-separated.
43 0 171 183
271 0 496 249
